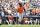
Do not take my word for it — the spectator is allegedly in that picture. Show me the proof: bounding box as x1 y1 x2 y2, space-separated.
32 8 36 15
1 9 5 24
5 8 8 13
24 4 29 10
8 14 13 24
36 7 39 14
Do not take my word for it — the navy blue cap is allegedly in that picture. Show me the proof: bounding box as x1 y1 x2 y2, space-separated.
18 2 22 5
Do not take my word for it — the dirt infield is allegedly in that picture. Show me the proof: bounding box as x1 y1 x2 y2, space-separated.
1 25 40 26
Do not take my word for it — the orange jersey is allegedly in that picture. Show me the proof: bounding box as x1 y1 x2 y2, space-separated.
32 10 36 15
17 5 25 13
24 18 29 21
8 15 13 20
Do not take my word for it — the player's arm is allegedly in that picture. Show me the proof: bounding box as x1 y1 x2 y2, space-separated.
23 6 26 12
23 9 25 12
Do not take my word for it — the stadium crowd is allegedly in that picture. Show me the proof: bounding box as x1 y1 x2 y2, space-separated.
0 0 40 24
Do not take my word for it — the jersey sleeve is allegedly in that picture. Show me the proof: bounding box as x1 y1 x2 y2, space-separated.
17 7 19 12
23 6 25 9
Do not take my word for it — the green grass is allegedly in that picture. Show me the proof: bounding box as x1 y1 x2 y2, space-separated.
0 25 40 27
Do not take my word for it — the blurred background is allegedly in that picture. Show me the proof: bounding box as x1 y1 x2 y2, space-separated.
0 0 40 25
